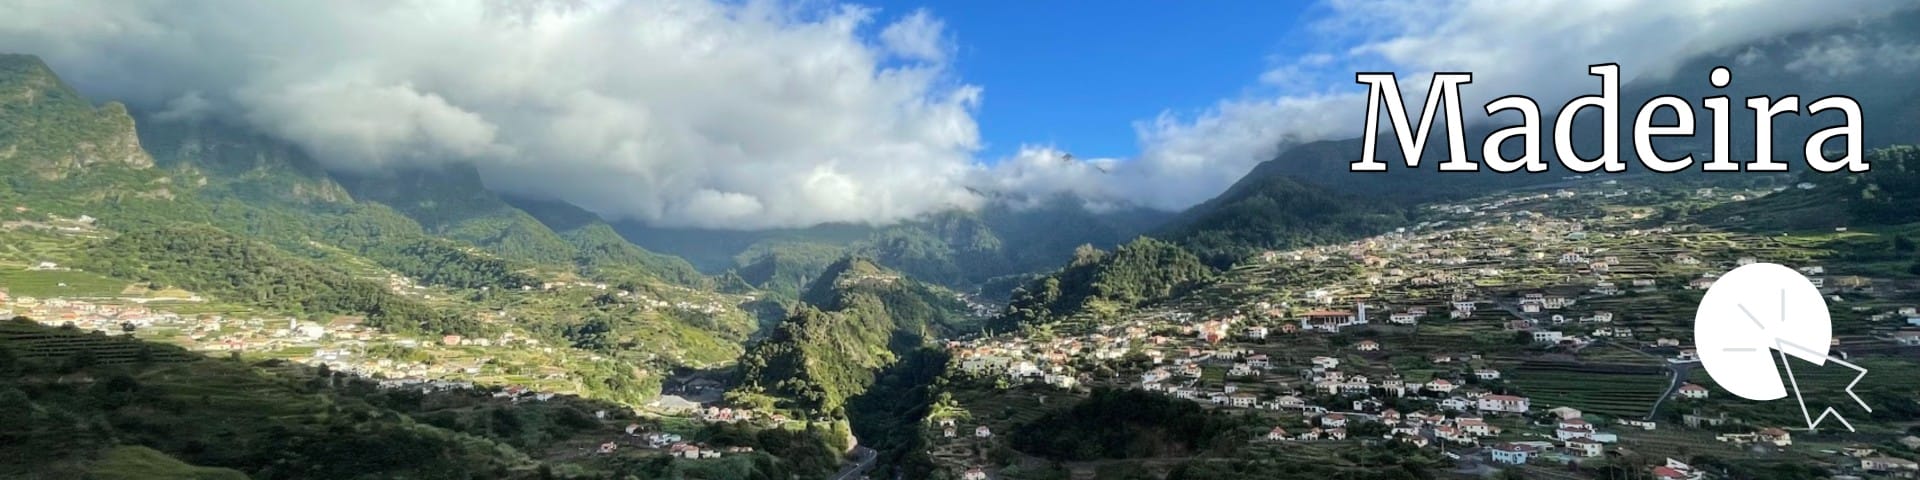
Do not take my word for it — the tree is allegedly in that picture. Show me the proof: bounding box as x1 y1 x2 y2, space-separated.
1893 234 1916 253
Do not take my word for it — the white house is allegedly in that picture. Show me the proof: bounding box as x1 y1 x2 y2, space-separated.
1677 383 1709 399
1229 361 1259 376
1321 413 1348 428
1457 417 1499 437
1565 438 1603 457
1532 331 1564 344
975 426 993 438
1231 393 1259 408
1141 368 1170 384
1556 419 1594 440
1490 443 1537 464
1862 457 1920 473
1243 326 1269 340
1474 369 1501 380
1478 394 1530 414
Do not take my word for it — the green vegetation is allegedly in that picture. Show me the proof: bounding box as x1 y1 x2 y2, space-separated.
1161 442 1448 480
84 446 251 480
846 347 952 480
79 224 486 336
733 257 968 416
0 319 537 479
1158 171 1408 268
1505 366 1668 418
1705 145 1920 229
0 268 129 298
1008 388 1243 460
995 238 1213 331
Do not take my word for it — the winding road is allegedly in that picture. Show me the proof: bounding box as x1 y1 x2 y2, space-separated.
831 447 877 480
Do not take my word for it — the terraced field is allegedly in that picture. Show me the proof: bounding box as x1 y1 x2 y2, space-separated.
1506 364 1670 418
0 319 194 364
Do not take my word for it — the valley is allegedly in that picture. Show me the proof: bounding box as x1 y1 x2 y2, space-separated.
3 11 1920 478
912 162 1920 480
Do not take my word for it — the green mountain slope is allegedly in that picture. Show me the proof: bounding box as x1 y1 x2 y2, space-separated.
0 320 536 478
502 194 709 288
1156 150 1411 267
79 224 484 336
131 112 708 290
0 54 188 225
732 257 970 416
993 237 1212 332
0 53 751 408
1703 145 1920 229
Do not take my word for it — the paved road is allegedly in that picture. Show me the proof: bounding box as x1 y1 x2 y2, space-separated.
831 446 877 480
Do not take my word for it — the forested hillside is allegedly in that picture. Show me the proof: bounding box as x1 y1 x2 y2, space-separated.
0 319 536 478
1703 145 1920 229
731 257 971 417
992 238 1212 331
80 224 488 336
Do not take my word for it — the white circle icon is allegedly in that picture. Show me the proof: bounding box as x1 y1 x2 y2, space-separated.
1693 263 1832 401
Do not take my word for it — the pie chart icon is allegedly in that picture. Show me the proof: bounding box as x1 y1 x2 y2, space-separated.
1693 263 1832 401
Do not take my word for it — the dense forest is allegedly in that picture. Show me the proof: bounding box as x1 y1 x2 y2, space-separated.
1008 388 1243 461
993 238 1213 331
730 257 964 416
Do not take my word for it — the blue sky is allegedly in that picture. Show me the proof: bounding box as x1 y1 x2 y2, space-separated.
871 1 1321 160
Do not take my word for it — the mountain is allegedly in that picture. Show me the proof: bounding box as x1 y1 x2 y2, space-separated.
0 54 179 222
993 237 1212 332
731 257 971 416
621 198 1174 298
131 112 709 289
0 53 768 404
1702 145 1920 230
1155 148 1413 267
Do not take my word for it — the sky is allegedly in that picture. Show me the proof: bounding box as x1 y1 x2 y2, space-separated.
861 1 1320 160
0 0 1915 229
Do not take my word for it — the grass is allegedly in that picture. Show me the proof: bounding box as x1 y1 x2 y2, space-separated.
85 446 249 480
1506 366 1668 418
0 268 129 297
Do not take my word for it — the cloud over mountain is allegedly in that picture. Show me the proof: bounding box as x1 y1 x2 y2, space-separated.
0 0 984 229
2 0 1913 227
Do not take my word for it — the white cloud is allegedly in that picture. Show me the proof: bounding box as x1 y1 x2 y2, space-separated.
0 0 1911 228
1785 33 1920 79
0 0 981 229
880 9 948 63
1097 0 1919 211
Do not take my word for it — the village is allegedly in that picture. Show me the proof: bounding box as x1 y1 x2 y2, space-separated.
937 183 1920 479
